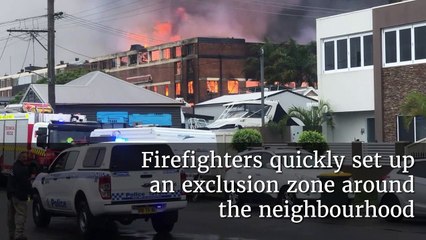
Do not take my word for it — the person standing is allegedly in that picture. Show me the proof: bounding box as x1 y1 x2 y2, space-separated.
7 152 32 240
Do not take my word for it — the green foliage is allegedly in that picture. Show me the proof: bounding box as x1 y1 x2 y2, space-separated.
288 100 334 132
400 90 426 130
36 68 91 84
298 130 328 154
232 128 263 152
266 116 289 139
9 90 24 104
243 39 317 87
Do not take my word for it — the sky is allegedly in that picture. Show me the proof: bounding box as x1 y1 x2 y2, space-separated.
0 0 390 76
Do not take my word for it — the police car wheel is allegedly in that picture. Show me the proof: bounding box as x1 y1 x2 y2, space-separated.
77 201 96 236
32 194 51 228
151 211 177 234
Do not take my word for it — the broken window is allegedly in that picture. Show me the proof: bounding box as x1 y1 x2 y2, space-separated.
151 50 160 61
129 54 137 65
175 46 182 58
207 80 219 93
175 61 182 75
228 80 239 94
175 82 181 96
119 56 128 67
188 81 194 94
162 48 171 60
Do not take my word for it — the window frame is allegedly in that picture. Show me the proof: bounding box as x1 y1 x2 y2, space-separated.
382 22 426 68
323 32 373 73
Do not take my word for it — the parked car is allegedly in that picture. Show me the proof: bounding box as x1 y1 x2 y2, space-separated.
378 159 426 221
31 142 187 237
224 146 354 206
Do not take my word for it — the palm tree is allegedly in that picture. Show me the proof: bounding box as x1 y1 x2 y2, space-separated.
243 39 317 87
287 100 334 132
400 90 426 129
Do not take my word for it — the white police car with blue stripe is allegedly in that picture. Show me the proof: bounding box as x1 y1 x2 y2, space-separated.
31 142 187 237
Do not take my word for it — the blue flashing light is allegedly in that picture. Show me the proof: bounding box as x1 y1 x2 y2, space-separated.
58 119 65 122
155 204 166 209
114 137 128 142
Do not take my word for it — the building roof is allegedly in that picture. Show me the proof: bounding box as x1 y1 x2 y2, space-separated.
22 71 181 105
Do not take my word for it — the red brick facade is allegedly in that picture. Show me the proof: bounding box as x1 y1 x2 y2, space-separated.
89 38 256 104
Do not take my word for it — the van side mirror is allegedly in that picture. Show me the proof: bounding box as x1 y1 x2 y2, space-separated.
36 128 48 148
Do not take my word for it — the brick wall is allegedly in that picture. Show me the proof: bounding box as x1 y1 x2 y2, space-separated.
382 63 426 142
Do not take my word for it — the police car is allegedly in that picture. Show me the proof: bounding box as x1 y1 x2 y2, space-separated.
31 142 187 237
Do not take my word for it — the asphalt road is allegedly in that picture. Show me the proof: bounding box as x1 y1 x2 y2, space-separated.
1 190 426 240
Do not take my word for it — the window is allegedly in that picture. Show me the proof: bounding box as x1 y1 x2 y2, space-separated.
65 151 79 171
162 48 171 60
323 33 372 72
385 31 397 64
119 56 128 67
207 80 219 93
228 80 239 94
175 61 182 75
324 41 335 71
83 148 106 168
175 82 181 96
188 81 194 94
129 54 137 65
415 25 426 60
337 39 348 69
350 37 361 68
139 52 148 63
50 152 68 173
363 35 373 66
165 85 169 96
151 50 160 61
400 28 411 62
383 23 426 67
175 46 182 58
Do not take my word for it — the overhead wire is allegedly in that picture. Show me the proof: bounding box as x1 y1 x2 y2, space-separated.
0 34 11 64
20 39 31 71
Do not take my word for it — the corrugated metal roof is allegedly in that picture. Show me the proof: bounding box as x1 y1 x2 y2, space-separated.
26 71 181 105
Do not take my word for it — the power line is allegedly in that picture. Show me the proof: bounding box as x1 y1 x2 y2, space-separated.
0 34 10 64
62 14 167 46
37 34 93 59
20 39 31 70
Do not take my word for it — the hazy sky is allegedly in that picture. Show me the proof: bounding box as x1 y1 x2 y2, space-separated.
0 0 389 75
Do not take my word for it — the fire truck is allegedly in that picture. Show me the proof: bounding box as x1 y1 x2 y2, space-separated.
0 108 100 183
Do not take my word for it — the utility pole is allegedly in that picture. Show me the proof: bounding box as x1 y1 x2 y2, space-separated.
48 0 56 110
260 47 265 127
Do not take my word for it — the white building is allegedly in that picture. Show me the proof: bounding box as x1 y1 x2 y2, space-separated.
317 9 375 142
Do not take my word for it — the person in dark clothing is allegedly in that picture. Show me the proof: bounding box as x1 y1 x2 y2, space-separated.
6 152 32 240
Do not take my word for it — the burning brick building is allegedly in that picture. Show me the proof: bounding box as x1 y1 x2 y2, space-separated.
88 37 258 104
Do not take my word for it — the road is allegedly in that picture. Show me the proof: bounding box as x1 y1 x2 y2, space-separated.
1 190 426 240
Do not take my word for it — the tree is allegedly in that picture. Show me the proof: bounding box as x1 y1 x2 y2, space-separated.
243 39 317 87
36 68 91 84
9 90 25 104
8 68 91 105
400 90 426 129
287 100 334 132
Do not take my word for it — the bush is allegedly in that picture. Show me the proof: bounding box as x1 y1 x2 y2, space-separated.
298 130 328 154
232 129 263 152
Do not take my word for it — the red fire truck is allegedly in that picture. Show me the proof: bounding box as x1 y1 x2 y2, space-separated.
0 110 99 183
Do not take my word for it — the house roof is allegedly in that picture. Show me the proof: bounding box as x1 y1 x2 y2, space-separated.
22 71 181 105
